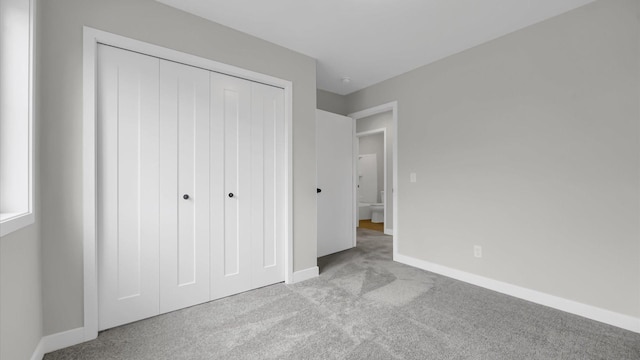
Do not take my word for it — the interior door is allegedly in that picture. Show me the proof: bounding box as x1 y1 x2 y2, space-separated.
316 110 355 257
158 59 211 314
98 44 160 330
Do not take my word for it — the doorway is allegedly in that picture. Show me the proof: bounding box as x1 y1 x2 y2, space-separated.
349 102 398 256
356 130 386 233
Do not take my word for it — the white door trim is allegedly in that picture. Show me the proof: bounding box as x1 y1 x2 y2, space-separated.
348 102 398 256
355 128 387 238
82 27 294 341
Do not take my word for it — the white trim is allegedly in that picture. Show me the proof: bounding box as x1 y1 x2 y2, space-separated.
42 328 85 355
30 339 44 360
82 27 99 342
83 27 294 340
26 0 35 229
31 327 85 360
355 128 386 137
290 266 319 283
348 101 398 257
384 228 393 236
349 102 398 122
0 212 35 237
352 118 357 245
284 79 294 284
0 0 36 238
395 253 640 334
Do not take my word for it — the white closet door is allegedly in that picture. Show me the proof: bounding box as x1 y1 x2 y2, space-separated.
159 60 211 313
98 45 160 330
250 82 285 288
98 44 287 328
210 72 253 299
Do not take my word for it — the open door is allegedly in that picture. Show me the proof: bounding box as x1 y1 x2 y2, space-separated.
316 110 355 257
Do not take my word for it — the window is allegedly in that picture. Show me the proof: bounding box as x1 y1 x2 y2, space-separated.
0 0 34 237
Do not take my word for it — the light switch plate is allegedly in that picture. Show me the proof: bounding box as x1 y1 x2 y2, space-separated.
410 173 417 183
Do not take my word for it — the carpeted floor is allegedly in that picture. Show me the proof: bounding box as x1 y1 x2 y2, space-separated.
45 229 640 359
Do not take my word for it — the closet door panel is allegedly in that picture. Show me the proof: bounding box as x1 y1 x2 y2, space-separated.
211 72 252 299
159 60 211 313
98 45 160 330
97 45 287 329
250 83 285 288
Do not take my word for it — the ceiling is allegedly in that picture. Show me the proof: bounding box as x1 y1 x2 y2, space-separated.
156 0 596 95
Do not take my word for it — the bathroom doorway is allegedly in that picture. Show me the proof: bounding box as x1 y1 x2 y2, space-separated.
356 130 386 234
351 104 396 238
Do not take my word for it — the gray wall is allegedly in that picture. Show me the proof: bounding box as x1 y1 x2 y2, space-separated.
0 227 43 360
0 0 43 358
357 112 394 230
317 89 348 115
39 0 317 336
346 0 640 317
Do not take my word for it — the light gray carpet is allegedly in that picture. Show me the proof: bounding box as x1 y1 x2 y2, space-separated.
46 228 640 359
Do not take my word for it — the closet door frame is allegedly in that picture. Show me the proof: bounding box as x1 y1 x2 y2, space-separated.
82 27 293 342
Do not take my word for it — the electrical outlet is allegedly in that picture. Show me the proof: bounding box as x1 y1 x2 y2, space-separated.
474 245 482 258
410 172 417 183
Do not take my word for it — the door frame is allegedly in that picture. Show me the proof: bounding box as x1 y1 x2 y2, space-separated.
348 102 398 255
82 27 294 341
355 128 387 238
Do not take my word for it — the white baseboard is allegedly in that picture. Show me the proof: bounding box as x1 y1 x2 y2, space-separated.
291 266 319 283
384 228 393 236
394 253 640 334
30 338 45 360
31 327 85 360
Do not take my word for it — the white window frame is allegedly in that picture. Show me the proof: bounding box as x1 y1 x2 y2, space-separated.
0 0 35 237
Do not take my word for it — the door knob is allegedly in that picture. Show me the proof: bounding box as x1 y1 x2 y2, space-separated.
183 194 189 200
228 193 234 198
317 188 322 193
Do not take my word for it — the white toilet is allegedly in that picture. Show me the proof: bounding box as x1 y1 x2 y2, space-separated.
370 191 384 223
